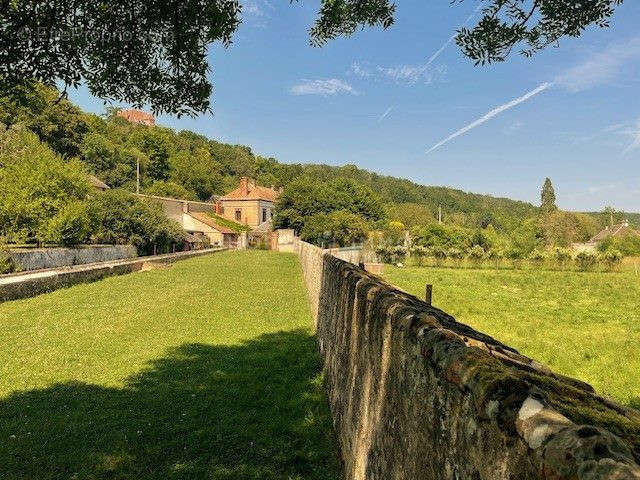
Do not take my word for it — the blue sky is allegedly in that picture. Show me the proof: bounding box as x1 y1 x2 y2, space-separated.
70 0 640 212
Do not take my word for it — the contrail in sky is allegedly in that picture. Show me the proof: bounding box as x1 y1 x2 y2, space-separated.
425 4 483 68
425 82 554 154
378 106 393 122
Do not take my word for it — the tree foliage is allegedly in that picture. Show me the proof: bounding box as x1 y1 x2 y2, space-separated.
307 0 622 64
144 181 198 200
598 233 640 256
300 210 370 247
540 177 557 214
87 189 185 254
1 1 623 114
0 0 241 115
0 126 91 244
41 201 92 246
274 177 385 239
456 0 624 64
0 83 88 157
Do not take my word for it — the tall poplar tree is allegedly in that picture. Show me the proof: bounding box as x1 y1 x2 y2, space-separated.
540 178 557 214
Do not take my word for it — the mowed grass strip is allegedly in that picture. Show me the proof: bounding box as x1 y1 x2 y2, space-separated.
0 250 342 480
384 266 640 408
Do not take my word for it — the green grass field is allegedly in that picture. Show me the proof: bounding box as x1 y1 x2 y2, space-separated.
0 251 341 480
383 265 640 408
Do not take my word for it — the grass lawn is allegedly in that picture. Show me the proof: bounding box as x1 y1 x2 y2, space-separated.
0 251 342 480
383 265 640 408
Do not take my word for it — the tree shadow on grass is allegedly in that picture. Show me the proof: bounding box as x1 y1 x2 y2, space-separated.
0 330 342 480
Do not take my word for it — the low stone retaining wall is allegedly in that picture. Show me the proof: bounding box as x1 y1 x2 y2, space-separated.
7 245 137 272
294 240 640 480
0 248 224 303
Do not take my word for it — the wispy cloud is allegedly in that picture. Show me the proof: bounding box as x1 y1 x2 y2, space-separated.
350 62 372 79
349 61 446 85
426 83 553 154
503 121 524 135
290 79 359 96
622 119 640 153
378 106 393 122
570 120 640 152
377 64 447 85
244 0 265 16
555 37 640 92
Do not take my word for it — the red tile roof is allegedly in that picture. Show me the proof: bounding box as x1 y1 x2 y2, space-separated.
117 109 155 126
220 177 279 202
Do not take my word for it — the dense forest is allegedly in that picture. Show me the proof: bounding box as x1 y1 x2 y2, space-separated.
0 83 636 257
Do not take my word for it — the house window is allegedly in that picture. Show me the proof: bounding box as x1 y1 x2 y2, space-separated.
262 208 267 223
235 209 242 221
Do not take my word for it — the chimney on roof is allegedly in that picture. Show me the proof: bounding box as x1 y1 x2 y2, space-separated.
240 177 249 195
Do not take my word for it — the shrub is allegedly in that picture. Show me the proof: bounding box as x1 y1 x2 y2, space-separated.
575 251 598 271
467 245 486 263
430 246 447 266
300 209 370 247
87 189 185 255
384 221 406 246
528 249 547 266
377 245 407 264
553 247 572 267
601 249 623 270
598 233 640 256
504 247 524 260
0 244 16 274
447 247 464 266
0 126 91 244
144 181 197 200
40 201 91 246
410 245 429 266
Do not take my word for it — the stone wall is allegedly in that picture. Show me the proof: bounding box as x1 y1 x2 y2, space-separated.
1 248 224 303
8 245 137 272
294 238 324 322
295 241 640 480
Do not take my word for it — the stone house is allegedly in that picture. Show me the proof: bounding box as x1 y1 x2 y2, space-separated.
216 177 280 230
573 220 640 252
589 220 639 243
137 194 242 248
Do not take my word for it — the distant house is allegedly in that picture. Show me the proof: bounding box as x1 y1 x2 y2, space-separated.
117 109 155 126
136 194 245 248
589 220 640 243
217 177 280 230
88 175 110 191
573 220 640 252
185 211 244 248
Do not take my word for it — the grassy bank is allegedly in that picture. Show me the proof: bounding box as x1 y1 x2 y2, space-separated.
383 265 640 408
0 251 341 480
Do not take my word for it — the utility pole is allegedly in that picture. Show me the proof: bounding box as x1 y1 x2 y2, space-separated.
438 204 442 225
136 158 140 194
